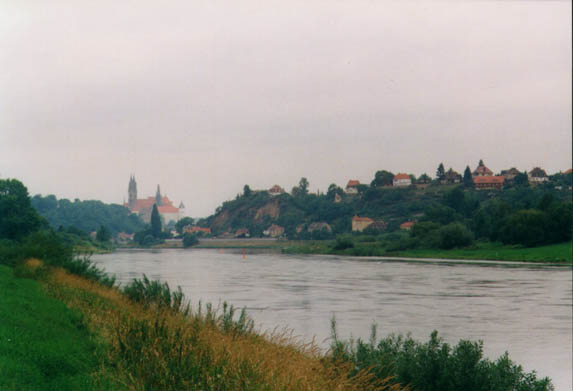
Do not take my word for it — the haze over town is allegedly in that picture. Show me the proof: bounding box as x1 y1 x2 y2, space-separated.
1 0 571 217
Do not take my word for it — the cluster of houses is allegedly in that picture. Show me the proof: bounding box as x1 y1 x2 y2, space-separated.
111 163 569 243
345 161 560 193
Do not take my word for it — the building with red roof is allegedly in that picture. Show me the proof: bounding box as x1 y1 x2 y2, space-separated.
473 160 493 177
400 221 415 230
393 173 412 187
184 226 211 235
345 180 360 194
268 185 285 196
124 176 184 224
473 176 504 190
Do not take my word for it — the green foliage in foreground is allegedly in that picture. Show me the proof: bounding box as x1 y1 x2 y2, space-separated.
330 321 554 391
0 266 118 391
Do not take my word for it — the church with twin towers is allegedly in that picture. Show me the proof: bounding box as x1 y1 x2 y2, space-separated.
124 175 184 224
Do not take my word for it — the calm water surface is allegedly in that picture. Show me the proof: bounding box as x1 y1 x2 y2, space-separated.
94 249 572 390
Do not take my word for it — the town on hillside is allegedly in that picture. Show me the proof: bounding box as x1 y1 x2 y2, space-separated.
110 161 572 245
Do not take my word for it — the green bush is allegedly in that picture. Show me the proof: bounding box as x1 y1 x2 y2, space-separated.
182 233 199 248
332 235 355 250
330 322 554 391
123 274 188 314
438 223 474 249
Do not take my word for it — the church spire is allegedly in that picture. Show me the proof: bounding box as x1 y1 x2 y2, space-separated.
155 185 162 206
128 175 137 208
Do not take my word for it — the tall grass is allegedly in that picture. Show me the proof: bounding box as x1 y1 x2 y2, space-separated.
45 269 397 391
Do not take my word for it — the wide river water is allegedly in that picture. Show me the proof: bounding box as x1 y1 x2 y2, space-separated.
94 249 572 390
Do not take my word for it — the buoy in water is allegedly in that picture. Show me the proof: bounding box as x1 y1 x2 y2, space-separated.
242 248 246 259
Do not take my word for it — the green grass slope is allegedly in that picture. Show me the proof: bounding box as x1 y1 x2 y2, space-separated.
0 265 115 391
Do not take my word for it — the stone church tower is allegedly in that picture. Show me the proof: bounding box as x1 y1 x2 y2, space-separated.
128 175 137 208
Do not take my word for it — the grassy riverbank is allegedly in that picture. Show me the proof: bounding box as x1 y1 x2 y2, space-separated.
0 264 117 390
127 237 573 264
4 259 391 391
282 240 572 264
390 241 572 263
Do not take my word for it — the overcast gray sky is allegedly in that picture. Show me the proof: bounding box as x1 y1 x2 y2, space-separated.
1 0 571 217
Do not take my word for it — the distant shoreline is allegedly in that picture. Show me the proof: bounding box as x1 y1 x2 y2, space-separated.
114 239 572 265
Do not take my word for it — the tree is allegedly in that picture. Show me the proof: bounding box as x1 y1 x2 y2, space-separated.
298 177 309 195
436 163 446 181
438 222 474 249
150 204 162 238
371 170 394 187
463 166 473 188
292 177 309 197
175 217 194 234
499 210 546 247
326 184 344 200
96 225 111 242
0 179 44 240
514 171 529 187
182 232 199 248
418 173 431 184
243 184 252 197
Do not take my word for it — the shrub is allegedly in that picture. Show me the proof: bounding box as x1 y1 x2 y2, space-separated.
123 274 188 314
182 232 199 248
330 321 554 391
332 235 355 250
438 223 474 249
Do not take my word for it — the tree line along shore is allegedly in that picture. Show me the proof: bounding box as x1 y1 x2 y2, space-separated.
0 177 560 390
28 165 572 263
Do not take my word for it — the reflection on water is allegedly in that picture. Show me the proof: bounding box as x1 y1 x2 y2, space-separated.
94 249 572 390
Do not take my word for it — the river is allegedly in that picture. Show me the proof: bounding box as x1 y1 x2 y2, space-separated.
93 249 572 390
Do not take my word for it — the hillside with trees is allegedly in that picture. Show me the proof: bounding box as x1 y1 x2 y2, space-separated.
31 194 145 235
198 171 572 251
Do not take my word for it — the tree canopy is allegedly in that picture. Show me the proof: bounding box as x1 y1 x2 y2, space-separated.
0 179 44 240
31 194 144 235
436 163 445 181
371 170 394 187
151 204 162 238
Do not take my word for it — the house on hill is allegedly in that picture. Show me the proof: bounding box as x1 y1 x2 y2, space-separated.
473 160 493 177
400 221 415 231
184 226 211 235
268 185 285 196
528 167 548 185
263 224 284 238
352 215 373 232
393 173 411 187
473 176 504 190
345 180 360 194
500 167 521 181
